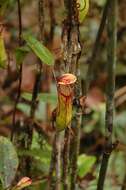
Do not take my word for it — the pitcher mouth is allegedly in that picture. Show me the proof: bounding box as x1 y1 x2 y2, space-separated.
57 73 77 85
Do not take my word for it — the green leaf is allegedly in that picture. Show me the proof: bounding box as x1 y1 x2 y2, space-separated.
77 154 96 178
0 136 19 188
23 34 54 65
22 92 57 104
17 103 30 116
15 46 30 66
21 92 32 101
38 93 57 104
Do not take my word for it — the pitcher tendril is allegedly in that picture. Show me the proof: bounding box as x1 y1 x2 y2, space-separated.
76 0 86 11
76 0 89 23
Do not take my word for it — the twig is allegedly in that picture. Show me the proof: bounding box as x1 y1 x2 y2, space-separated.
24 0 45 176
30 64 42 119
55 132 62 190
85 0 110 94
17 0 22 46
97 1 117 190
28 0 44 143
121 154 126 190
70 115 81 190
25 64 43 155
62 128 71 190
121 174 126 190
11 0 23 141
46 132 56 190
70 59 82 190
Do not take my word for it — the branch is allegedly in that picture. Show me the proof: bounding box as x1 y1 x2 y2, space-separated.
27 0 45 145
70 116 81 190
11 0 23 141
85 0 110 94
55 132 62 190
62 128 71 190
46 132 56 190
30 64 42 119
121 173 126 190
24 0 45 176
97 1 117 190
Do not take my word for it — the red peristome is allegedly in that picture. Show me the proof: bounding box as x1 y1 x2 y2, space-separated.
17 177 32 187
57 73 77 85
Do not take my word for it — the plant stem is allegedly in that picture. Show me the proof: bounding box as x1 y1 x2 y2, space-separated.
17 0 22 46
30 64 42 119
97 151 110 190
97 1 117 190
62 128 71 190
121 174 126 190
85 0 110 94
47 133 56 190
70 56 82 190
63 0 82 189
121 155 126 190
55 131 62 190
29 0 44 140
70 116 81 190
26 64 43 152
11 0 22 141
24 0 45 177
